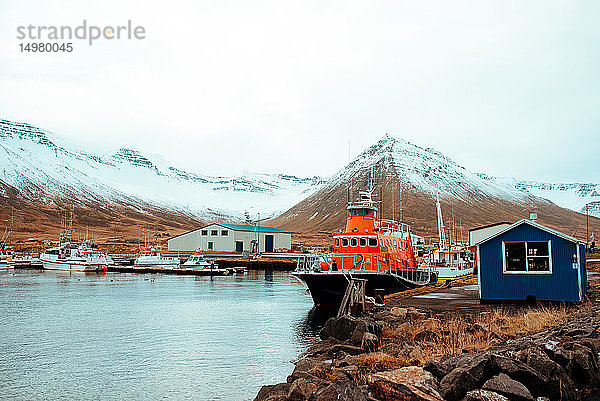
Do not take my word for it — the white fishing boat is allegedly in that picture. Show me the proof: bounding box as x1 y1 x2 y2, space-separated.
182 253 218 269
134 249 180 268
12 254 42 268
0 209 14 269
427 194 474 279
0 249 14 270
40 242 114 271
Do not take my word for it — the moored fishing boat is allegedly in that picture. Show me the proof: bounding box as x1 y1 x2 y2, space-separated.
134 249 180 268
293 186 435 307
180 252 230 275
40 242 114 271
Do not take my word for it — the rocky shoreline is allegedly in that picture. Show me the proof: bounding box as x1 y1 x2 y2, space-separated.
255 284 600 401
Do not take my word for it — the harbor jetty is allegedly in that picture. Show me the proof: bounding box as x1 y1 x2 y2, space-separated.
254 275 600 401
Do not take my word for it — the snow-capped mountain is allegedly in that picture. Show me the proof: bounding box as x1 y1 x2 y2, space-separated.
272 135 599 239
487 177 600 218
0 119 325 223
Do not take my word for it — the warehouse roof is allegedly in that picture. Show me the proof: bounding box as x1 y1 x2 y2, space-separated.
215 223 291 233
168 222 290 241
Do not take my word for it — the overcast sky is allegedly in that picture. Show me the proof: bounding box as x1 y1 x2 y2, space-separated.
1 0 598 181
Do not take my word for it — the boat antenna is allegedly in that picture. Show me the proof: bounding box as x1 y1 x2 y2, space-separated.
399 184 403 223
392 181 395 222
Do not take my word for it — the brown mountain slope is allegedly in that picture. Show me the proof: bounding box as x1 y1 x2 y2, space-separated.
0 182 203 250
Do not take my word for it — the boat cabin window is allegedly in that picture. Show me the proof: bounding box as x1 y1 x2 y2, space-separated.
350 238 358 247
211 230 218 236
393 240 397 248
341 238 349 247
364 209 373 217
335 238 340 247
201 230 208 236
379 238 384 247
359 238 366 247
385 239 390 247
352 209 363 216
221 230 228 236
369 238 378 247
47 249 59 255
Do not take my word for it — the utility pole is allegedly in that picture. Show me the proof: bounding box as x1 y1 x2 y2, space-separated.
586 203 590 251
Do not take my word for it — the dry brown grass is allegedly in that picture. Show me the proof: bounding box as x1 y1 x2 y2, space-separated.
380 305 569 365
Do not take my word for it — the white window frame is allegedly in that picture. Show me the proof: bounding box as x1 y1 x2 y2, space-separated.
502 240 552 275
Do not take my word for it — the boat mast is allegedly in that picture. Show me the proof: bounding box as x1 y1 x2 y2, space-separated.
436 193 446 250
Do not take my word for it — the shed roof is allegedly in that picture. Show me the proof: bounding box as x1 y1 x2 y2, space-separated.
468 222 512 232
475 219 584 246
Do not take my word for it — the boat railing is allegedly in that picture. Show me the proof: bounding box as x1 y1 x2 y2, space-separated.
295 253 433 286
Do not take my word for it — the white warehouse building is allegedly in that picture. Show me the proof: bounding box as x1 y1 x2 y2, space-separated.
167 223 292 253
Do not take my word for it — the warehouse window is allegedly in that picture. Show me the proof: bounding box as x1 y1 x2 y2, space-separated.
221 230 228 236
503 241 551 274
201 230 208 236
211 230 218 236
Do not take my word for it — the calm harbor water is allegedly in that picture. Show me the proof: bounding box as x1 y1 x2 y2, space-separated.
0 269 328 401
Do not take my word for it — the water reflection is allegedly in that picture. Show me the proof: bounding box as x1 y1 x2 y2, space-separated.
294 306 335 347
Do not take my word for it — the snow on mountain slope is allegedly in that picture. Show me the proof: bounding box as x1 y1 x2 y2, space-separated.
0 119 325 221
331 135 529 202
478 176 600 218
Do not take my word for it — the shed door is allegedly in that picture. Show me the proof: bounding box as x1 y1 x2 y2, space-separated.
265 235 274 252
235 241 244 252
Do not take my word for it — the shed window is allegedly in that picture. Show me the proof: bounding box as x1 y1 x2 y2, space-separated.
341 238 349 247
369 238 378 247
350 238 358 247
201 230 208 236
211 230 218 236
221 230 228 236
335 238 340 247
359 238 367 247
503 241 551 273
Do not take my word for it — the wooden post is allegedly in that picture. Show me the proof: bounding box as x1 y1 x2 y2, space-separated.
337 278 367 318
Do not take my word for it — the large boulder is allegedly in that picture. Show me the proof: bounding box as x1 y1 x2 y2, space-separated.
546 366 579 401
489 354 546 396
460 389 510 401
568 342 600 387
254 382 291 401
439 367 477 401
287 378 317 401
312 380 368 401
368 366 443 401
320 316 359 341
542 341 572 368
481 373 533 401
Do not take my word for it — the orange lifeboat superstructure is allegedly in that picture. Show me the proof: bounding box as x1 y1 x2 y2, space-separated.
293 189 434 306
329 191 418 273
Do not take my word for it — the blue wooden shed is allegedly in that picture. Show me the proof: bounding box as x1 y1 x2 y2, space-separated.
476 219 587 302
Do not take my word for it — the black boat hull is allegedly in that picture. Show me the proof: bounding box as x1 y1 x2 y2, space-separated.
293 271 431 307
